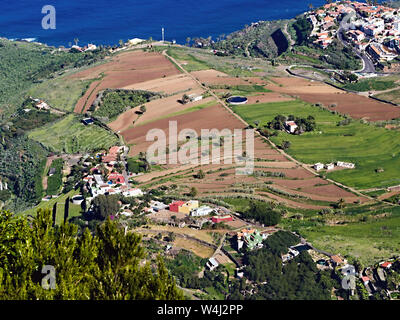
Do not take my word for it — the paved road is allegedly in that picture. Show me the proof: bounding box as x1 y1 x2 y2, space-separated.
337 12 375 74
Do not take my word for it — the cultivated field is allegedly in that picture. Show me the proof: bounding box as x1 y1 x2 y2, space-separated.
72 50 180 113
28 114 118 153
233 100 400 189
266 77 400 121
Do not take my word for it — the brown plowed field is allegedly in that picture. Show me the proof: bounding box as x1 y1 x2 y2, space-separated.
71 50 180 113
190 70 250 86
246 93 294 104
122 73 202 95
267 77 400 121
121 104 246 156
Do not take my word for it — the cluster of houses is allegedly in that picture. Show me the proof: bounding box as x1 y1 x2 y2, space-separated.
80 145 144 200
313 161 355 171
70 43 97 52
308 2 354 48
308 1 400 62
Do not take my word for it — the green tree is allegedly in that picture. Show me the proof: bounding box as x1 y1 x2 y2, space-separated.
0 209 183 300
92 194 120 219
188 187 198 197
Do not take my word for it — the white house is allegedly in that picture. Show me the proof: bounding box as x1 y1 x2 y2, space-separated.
313 163 324 171
35 100 50 111
336 161 355 169
122 188 143 197
206 257 219 271
191 206 214 217
188 94 203 102
150 201 169 212
325 163 334 170
285 121 298 133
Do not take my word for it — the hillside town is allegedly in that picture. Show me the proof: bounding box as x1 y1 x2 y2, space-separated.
308 0 400 63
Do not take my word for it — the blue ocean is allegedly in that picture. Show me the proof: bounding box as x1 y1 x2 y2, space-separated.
1 0 333 47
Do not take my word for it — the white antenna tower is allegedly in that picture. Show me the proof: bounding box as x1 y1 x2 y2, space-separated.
162 27 165 42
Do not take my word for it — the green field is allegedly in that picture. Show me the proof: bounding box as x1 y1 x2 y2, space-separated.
343 78 398 92
166 48 210 72
299 206 400 265
20 190 83 225
137 100 217 127
232 100 400 189
28 114 119 153
27 76 94 112
375 88 400 105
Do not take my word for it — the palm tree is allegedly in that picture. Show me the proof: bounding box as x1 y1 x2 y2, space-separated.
119 39 124 47
308 3 314 10
73 38 79 46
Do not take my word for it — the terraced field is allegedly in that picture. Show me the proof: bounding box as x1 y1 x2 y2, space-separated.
28 114 118 153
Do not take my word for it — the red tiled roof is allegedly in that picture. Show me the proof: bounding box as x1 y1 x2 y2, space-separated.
331 255 343 264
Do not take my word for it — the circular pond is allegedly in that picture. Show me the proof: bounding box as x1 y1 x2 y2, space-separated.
226 96 248 105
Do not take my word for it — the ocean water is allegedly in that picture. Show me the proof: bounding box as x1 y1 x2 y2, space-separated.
0 0 329 47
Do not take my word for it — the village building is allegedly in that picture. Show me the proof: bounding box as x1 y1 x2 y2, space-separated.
150 201 169 212
169 201 186 213
191 205 214 217
212 215 233 224
178 200 199 214
206 257 220 271
313 163 324 171
330 255 345 267
35 100 50 111
336 161 355 169
284 121 298 134
188 93 203 102
325 163 334 170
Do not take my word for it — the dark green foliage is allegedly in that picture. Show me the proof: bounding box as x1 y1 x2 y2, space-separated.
0 39 106 117
267 114 316 134
343 79 397 92
0 133 48 211
0 190 11 202
241 231 335 300
241 201 281 226
127 158 149 174
92 194 120 220
10 105 61 133
46 159 63 196
262 230 300 255
320 40 361 70
0 209 183 299
92 89 161 120
292 18 313 46
165 251 203 288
